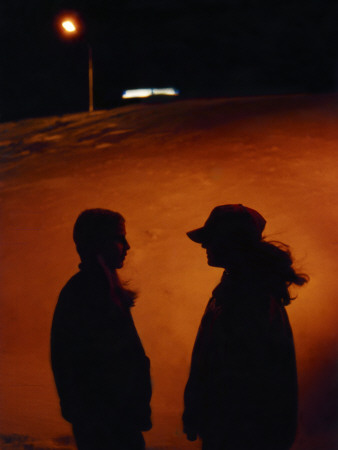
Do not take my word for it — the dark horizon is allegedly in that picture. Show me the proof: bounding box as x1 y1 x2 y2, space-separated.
1 0 337 122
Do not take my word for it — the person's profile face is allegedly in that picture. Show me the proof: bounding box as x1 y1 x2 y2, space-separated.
202 243 225 268
202 235 239 269
100 223 130 270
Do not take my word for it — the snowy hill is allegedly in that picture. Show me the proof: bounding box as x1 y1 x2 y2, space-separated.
1 95 337 449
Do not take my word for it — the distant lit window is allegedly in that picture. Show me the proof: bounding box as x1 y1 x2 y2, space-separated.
122 88 179 99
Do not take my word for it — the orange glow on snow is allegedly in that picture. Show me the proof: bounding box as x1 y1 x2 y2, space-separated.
0 94 337 448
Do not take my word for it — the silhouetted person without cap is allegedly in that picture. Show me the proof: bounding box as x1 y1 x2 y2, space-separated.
183 204 308 450
51 209 152 450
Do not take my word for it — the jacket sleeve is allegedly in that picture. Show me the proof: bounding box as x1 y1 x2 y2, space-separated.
50 287 80 422
183 299 214 433
52 280 152 429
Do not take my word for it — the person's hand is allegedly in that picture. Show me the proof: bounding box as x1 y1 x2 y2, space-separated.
186 431 197 441
183 426 197 441
140 417 152 431
141 422 152 431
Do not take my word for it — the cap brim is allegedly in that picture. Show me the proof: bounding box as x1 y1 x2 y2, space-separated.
186 227 206 243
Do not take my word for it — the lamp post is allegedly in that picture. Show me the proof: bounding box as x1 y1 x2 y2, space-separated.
61 18 94 113
88 45 93 113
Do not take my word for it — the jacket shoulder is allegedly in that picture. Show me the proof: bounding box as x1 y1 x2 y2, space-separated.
59 271 86 297
56 272 89 308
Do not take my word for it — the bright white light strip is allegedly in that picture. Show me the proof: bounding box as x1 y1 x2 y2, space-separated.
122 89 153 99
152 88 178 96
122 88 179 99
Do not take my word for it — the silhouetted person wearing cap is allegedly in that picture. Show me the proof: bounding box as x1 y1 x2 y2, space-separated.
183 205 308 450
51 209 152 450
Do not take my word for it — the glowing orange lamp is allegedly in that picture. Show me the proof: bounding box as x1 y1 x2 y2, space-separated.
62 20 77 33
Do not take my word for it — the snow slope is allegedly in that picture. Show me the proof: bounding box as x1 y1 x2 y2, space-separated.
0 94 337 449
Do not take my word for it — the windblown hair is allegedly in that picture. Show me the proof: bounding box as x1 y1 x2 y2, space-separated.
252 239 309 305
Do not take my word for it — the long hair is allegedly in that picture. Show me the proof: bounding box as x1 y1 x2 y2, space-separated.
251 239 309 305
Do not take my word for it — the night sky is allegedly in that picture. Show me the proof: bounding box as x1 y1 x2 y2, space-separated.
1 0 337 122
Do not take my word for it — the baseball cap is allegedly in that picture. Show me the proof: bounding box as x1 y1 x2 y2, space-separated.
187 204 266 244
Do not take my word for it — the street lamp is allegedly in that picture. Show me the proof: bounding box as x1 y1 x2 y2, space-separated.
59 16 94 113
62 20 76 33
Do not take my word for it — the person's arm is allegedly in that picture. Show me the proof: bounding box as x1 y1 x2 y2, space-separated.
51 288 80 421
183 300 214 440
183 368 201 441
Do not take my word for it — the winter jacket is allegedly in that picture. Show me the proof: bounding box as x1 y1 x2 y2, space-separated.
183 271 298 450
51 263 152 431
